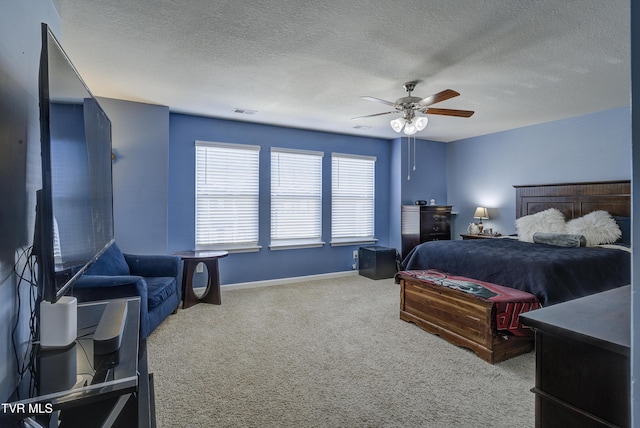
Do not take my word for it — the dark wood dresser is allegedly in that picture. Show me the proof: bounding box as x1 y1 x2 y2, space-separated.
401 205 451 257
520 285 630 427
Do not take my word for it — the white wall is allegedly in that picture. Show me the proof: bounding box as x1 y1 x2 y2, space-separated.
97 97 170 255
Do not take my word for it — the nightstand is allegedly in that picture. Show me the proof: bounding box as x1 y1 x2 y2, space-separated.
460 233 502 240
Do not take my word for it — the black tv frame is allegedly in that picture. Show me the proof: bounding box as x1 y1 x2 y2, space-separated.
36 23 114 304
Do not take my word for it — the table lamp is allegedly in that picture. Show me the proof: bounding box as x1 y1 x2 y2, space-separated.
473 207 489 233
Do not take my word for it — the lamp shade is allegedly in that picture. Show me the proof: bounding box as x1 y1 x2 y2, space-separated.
390 118 404 133
415 116 428 131
403 121 417 135
473 207 489 220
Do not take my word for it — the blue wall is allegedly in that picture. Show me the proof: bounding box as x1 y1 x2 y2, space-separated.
396 137 448 206
115 107 630 285
168 114 394 284
446 106 631 238
0 0 60 402
389 136 448 252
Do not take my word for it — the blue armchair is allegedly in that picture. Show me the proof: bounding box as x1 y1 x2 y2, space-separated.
72 242 181 339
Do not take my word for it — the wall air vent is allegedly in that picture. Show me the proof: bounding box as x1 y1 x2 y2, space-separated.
353 125 372 129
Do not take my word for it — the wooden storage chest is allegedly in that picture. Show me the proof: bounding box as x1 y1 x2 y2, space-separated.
398 271 538 364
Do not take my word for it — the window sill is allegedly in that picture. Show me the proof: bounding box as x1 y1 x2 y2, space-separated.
269 241 325 251
330 238 378 247
196 245 262 253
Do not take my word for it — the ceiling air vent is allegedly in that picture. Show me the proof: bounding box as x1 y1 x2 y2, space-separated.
233 108 257 115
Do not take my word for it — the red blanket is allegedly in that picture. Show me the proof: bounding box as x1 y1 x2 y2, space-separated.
398 270 541 336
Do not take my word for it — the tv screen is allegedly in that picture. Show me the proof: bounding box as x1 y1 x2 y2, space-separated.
36 23 114 303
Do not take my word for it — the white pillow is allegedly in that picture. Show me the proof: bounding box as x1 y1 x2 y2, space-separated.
515 208 566 243
566 210 621 246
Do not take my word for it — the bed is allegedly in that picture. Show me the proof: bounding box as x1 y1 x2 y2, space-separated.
396 180 631 363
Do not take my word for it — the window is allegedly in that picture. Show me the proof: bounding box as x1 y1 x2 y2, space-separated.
270 148 324 249
195 141 260 251
331 153 376 244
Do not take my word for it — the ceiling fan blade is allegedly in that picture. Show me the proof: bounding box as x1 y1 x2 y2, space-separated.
360 96 397 107
351 111 397 120
417 89 460 107
422 107 475 118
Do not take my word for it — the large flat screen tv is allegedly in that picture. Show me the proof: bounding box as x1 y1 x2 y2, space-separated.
35 23 114 303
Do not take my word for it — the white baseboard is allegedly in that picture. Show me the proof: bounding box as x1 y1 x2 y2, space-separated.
221 270 359 291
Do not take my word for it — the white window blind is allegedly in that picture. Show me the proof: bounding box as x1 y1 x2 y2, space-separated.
195 141 260 251
331 153 376 244
270 148 324 249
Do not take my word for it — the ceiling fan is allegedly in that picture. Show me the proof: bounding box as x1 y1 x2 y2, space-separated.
352 81 474 135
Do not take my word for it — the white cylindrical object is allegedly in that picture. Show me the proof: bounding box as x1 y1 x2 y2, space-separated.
40 296 77 349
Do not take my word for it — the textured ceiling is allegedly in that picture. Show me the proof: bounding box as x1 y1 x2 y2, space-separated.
56 0 630 142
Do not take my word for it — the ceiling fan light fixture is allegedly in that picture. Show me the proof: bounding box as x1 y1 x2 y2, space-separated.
390 115 427 135
415 116 428 131
390 117 404 133
403 121 417 135
355 83 474 136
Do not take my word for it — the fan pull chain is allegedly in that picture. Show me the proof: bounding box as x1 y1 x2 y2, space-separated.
407 137 411 180
413 135 416 172
406 136 418 180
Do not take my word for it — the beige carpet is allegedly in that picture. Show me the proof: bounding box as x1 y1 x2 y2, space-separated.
147 275 535 427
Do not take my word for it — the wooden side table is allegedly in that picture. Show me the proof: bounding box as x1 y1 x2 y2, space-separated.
175 250 228 309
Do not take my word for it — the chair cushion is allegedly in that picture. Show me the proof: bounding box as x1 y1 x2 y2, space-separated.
85 242 130 276
146 277 178 310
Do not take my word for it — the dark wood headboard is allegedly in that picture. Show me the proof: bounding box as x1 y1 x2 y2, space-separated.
514 180 630 219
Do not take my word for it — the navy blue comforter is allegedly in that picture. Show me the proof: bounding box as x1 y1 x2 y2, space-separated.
401 238 630 306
